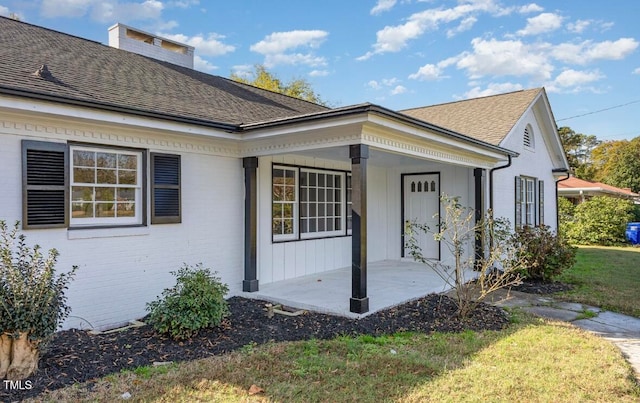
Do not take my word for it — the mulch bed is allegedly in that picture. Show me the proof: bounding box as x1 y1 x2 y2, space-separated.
2 281 567 401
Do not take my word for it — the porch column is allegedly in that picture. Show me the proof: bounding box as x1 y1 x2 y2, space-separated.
474 168 485 265
243 157 259 292
350 144 369 314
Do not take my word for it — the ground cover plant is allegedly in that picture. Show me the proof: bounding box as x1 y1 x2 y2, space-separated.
28 314 640 402
557 245 640 317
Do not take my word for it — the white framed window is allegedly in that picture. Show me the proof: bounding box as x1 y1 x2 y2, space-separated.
272 164 351 242
515 175 539 227
300 169 345 239
272 166 298 241
70 145 143 227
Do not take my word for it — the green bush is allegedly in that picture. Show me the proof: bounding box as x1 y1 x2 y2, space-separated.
511 225 576 281
557 197 575 239
146 263 229 340
0 220 77 342
565 196 635 246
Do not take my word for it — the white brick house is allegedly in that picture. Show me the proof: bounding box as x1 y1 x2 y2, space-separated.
0 17 568 331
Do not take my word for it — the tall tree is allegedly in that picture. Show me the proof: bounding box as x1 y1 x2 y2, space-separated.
230 64 327 106
558 126 600 180
594 137 640 193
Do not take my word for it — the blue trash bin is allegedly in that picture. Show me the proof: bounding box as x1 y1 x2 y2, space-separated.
626 222 640 245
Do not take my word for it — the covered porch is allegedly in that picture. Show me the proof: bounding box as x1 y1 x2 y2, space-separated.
240 260 462 318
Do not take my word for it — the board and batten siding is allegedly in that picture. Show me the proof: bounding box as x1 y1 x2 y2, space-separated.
256 154 475 284
0 113 244 331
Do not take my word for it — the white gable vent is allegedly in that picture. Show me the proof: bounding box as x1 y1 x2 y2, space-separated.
108 23 194 69
524 124 534 149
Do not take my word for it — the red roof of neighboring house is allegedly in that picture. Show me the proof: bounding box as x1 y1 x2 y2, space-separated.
558 177 639 198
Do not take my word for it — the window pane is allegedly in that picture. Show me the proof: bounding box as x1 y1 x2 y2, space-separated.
283 203 293 218
284 186 295 201
283 219 294 234
273 219 282 234
73 150 94 167
118 170 137 185
96 152 116 168
117 202 135 217
273 203 282 218
318 174 325 187
328 204 334 216
117 188 135 202
318 218 325 232
72 186 93 201
95 187 115 202
300 172 308 186
74 168 95 183
327 219 334 231
118 154 137 169
96 203 115 217
309 219 316 232
72 202 93 218
335 218 341 230
300 188 308 202
309 172 316 186
318 189 325 202
97 169 116 184
327 175 333 187
335 203 342 217
273 169 284 185
327 189 334 202
309 188 316 202
318 204 325 216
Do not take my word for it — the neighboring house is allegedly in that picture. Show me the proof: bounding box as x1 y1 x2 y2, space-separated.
0 17 569 331
558 176 640 204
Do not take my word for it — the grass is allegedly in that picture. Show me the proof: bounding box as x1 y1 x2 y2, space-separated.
30 315 639 403
557 245 640 318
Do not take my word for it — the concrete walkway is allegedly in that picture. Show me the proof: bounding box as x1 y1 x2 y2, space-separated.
487 289 640 384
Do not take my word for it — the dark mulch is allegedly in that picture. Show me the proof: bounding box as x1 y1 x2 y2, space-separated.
512 280 574 294
3 280 569 401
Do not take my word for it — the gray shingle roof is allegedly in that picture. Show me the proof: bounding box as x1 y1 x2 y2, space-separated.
400 88 542 146
0 17 328 129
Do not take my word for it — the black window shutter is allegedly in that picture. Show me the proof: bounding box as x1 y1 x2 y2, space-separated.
538 180 545 226
151 153 181 224
22 140 68 229
514 176 522 228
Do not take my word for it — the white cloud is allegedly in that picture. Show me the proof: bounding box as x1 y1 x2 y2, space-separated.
545 69 604 93
567 19 591 34
371 0 397 15
0 5 10 16
231 65 253 80
517 12 563 36
409 64 444 81
309 70 329 77
250 30 328 67
633 67 640 75
161 32 235 56
552 38 639 65
193 55 216 72
168 0 199 8
463 82 523 98
518 3 543 14
367 80 382 90
456 38 554 80
447 16 477 38
390 85 407 95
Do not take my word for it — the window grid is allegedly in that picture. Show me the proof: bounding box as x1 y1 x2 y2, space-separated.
70 146 142 226
525 178 535 226
300 169 344 238
272 166 298 240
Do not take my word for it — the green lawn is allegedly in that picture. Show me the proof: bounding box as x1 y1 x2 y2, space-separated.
557 246 640 318
31 315 639 402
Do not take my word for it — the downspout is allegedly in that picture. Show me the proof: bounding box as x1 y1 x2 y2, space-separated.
555 169 571 234
488 155 512 247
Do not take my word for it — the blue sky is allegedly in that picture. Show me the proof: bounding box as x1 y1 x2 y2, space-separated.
2 0 639 141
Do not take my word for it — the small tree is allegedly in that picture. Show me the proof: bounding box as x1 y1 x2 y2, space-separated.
1 221 77 380
405 196 525 318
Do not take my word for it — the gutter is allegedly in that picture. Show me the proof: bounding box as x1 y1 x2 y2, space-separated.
487 155 512 248
554 168 571 234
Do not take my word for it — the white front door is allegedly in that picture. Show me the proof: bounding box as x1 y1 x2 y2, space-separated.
403 173 440 260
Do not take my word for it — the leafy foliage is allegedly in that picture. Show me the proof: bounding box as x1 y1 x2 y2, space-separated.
405 195 524 318
563 196 635 246
0 221 77 342
511 225 576 281
558 126 600 180
146 264 229 340
230 64 328 106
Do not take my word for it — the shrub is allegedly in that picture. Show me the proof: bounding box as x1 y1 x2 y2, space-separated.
1 220 77 380
565 196 635 246
146 263 229 340
557 197 575 239
511 225 576 281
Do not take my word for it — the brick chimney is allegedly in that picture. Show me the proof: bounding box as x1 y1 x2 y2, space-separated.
108 23 194 69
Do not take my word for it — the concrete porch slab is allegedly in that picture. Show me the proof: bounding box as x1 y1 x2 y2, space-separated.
240 260 458 318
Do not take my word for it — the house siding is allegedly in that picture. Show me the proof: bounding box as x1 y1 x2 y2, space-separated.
0 113 244 331
493 109 559 231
